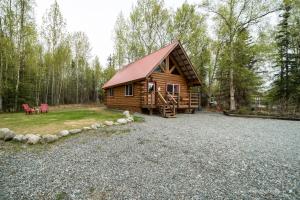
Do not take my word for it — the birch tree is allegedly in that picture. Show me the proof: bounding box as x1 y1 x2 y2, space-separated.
41 0 66 105
204 0 279 110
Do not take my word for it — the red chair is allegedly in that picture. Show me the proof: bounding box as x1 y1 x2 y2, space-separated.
22 104 35 114
40 104 48 113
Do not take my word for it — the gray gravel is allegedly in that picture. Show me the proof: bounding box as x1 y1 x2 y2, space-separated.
0 112 299 199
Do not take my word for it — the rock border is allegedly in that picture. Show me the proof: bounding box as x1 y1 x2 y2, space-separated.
0 110 136 145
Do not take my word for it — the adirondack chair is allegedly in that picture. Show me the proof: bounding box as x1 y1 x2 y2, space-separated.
40 103 48 113
22 104 35 114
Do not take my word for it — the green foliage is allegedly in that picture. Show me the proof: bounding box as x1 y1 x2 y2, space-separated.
271 0 300 110
170 2 211 86
217 29 262 108
113 0 170 67
0 0 107 111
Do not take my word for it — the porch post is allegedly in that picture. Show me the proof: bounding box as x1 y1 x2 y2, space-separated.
189 91 191 109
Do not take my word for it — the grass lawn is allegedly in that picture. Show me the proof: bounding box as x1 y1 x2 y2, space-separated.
0 106 127 135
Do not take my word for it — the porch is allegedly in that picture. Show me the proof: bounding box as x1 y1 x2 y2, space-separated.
141 90 200 118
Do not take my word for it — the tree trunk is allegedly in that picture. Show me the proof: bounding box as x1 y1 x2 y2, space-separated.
229 39 236 111
14 68 20 111
51 65 55 105
0 95 2 112
0 48 3 112
45 73 49 104
76 59 79 104
229 68 236 111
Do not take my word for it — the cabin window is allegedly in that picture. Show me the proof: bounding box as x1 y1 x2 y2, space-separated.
166 83 179 95
125 84 133 96
148 82 155 92
108 88 114 96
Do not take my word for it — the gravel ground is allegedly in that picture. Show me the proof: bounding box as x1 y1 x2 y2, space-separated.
0 112 299 199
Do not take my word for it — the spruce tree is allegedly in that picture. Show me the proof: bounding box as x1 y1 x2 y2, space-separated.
274 1 296 111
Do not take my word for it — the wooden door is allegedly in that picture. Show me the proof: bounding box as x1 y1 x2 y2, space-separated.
147 82 155 105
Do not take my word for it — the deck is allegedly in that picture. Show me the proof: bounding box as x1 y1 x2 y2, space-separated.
141 91 200 117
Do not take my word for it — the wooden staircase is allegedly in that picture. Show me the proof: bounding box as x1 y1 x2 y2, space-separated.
157 91 176 118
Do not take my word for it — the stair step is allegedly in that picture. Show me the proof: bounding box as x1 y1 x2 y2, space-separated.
165 114 176 118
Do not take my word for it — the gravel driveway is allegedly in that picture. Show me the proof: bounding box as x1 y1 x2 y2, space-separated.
0 112 299 199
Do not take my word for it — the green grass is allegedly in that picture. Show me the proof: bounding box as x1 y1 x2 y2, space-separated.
0 107 124 135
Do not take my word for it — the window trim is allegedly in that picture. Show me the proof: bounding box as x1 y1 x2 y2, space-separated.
166 83 180 95
108 88 114 97
125 84 134 96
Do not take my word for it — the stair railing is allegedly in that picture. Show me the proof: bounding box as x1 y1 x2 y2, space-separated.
166 92 177 114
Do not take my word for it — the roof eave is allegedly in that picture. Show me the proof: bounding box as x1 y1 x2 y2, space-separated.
102 78 146 89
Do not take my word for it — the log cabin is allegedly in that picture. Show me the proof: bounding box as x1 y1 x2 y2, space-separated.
102 40 201 118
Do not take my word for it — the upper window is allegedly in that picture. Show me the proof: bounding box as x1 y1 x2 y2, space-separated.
154 66 162 73
108 88 114 96
125 84 133 96
166 84 179 95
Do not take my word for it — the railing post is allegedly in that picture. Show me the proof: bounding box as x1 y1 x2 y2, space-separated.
189 92 191 109
151 92 153 107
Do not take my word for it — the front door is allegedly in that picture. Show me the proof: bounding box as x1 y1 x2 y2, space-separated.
147 82 155 105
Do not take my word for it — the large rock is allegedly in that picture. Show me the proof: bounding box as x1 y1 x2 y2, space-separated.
13 134 25 142
104 121 114 126
25 134 41 145
117 118 128 124
69 129 82 134
127 116 134 122
0 128 11 140
90 124 98 130
83 127 92 131
123 110 131 118
95 123 101 128
42 134 58 143
57 130 69 137
4 131 16 141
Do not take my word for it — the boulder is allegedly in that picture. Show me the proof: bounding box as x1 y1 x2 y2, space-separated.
94 123 101 128
104 121 114 126
42 134 58 143
25 134 41 145
4 131 16 141
0 128 11 140
57 130 69 137
69 129 82 134
114 122 120 125
90 124 98 130
83 127 92 131
117 118 128 124
13 134 25 142
123 110 131 118
127 116 134 122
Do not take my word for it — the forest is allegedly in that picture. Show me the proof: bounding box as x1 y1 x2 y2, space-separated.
0 0 299 112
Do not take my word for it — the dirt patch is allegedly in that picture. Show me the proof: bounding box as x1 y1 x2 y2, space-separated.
49 104 104 111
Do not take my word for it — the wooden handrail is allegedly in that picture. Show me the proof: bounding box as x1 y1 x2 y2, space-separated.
166 92 177 104
157 91 167 104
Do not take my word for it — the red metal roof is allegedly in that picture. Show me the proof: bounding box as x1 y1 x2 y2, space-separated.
103 41 179 89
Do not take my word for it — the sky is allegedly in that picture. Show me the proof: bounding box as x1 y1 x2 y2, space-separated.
35 0 198 65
